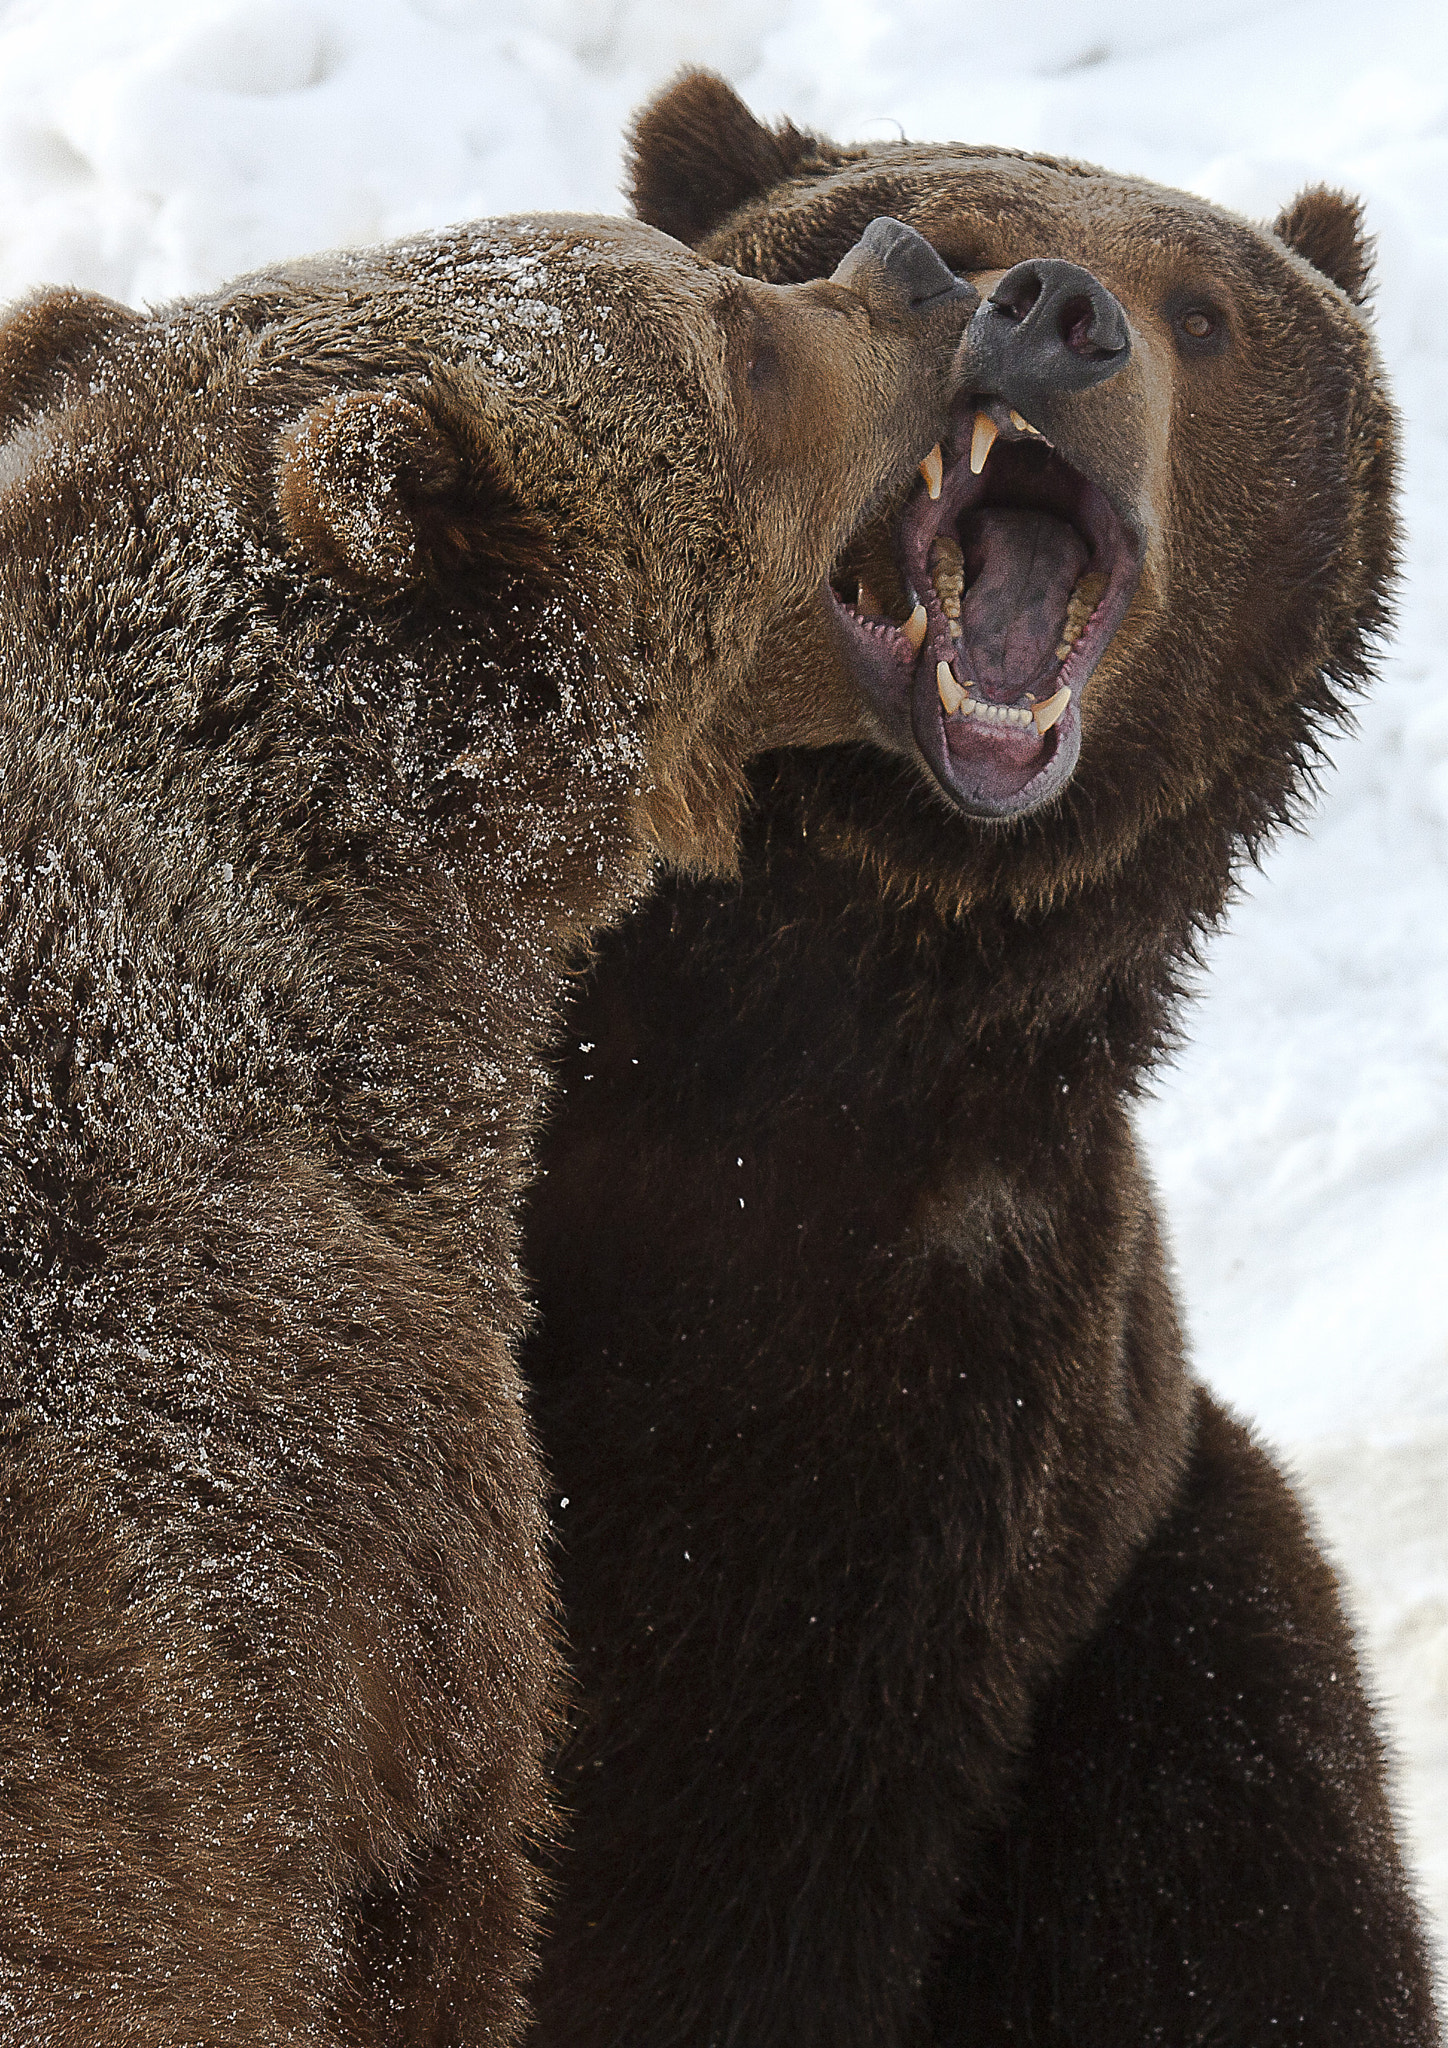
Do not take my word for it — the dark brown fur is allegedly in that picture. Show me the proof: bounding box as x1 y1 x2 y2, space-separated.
518 77 1440 2047
0 214 967 2043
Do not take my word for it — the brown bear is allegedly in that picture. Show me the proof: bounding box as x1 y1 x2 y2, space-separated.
0 210 972 2043
519 75 1442 2048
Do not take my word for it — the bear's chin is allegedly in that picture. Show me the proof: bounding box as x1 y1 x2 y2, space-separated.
826 415 1142 821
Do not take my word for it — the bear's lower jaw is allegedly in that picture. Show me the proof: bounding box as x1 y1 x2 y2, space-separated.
826 420 1142 820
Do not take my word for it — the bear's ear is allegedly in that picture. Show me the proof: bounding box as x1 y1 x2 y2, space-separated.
627 69 826 247
1272 186 1375 307
0 288 142 433
276 385 551 595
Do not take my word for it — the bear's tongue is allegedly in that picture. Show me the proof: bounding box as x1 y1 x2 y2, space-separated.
953 507 1089 701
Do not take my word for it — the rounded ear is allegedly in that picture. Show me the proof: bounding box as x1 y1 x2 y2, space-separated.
627 69 830 248
0 288 142 434
276 384 551 595
1273 186 1375 307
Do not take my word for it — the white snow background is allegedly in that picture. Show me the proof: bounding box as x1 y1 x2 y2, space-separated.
0 0 1442 1970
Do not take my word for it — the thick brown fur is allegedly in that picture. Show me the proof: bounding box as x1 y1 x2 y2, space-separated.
517 76 1440 2047
1273 184 1376 306
627 69 829 255
0 215 969 2042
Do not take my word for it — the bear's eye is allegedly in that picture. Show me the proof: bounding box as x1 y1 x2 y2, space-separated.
1164 293 1229 358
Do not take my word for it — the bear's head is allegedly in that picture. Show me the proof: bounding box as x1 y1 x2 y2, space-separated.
266 214 975 876
626 75 1397 910
0 213 972 893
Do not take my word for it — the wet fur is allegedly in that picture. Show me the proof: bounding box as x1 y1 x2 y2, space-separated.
0 215 954 2043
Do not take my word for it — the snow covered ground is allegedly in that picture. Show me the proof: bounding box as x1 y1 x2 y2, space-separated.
0 0 1442 1972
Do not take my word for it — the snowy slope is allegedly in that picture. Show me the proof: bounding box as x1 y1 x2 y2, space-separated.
0 0 1442 1969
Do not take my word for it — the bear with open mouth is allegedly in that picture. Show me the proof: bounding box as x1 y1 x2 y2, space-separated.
520 75 1441 2048
826 224 1145 821
0 209 972 2043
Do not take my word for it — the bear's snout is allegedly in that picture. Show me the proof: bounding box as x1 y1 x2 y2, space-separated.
962 258 1131 407
832 216 979 318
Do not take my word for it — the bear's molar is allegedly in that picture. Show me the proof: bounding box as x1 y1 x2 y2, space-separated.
1053 572 1107 664
928 533 965 639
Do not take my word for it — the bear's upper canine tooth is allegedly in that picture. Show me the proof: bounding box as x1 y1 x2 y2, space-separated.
919 445 943 499
937 663 967 716
1031 684 1071 734
970 412 998 475
903 603 928 653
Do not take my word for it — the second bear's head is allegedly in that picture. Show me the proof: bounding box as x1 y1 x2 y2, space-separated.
621 75 1399 908
267 214 973 870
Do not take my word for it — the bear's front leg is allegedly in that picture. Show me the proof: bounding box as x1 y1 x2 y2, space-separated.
929 1389 1439 2047
0 1148 553 2048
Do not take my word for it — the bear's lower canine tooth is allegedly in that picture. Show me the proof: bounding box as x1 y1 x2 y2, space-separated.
1032 684 1071 734
920 445 943 499
937 663 967 716
903 603 928 652
970 412 998 475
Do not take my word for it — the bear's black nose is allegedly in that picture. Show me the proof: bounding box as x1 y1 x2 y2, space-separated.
832 217 978 314
962 258 1131 405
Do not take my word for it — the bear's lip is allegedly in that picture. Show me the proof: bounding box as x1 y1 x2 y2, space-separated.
825 406 1143 819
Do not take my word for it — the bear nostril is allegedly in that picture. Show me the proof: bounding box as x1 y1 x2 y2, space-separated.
832 217 977 315
1059 297 1095 353
991 271 1043 323
962 258 1131 402
1059 294 1127 361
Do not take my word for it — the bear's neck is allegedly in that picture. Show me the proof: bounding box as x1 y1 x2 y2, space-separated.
534 745 1244 1193
768 752 1231 1076
56 678 665 1301
270 731 662 1283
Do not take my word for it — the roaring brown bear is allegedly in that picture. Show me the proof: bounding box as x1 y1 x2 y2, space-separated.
0 211 972 2043
519 75 1442 2048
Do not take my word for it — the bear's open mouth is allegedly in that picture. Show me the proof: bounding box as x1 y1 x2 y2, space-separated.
825 402 1142 819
